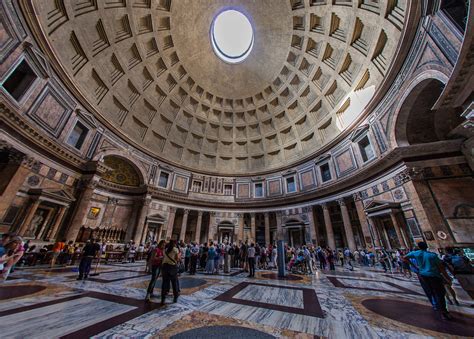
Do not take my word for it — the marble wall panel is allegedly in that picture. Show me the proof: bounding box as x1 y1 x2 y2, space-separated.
26 86 72 137
334 148 356 176
428 177 474 243
237 183 250 199
111 205 133 230
299 168 316 190
267 179 282 196
0 4 21 63
172 174 189 193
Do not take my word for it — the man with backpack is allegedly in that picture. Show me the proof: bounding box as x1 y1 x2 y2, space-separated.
343 247 354 271
405 241 453 320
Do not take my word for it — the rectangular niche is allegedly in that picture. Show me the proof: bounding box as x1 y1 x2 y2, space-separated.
1 59 38 102
67 121 89 150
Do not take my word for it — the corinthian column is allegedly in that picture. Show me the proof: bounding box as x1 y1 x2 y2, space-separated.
321 203 336 250
390 212 408 248
134 196 151 244
264 212 270 245
66 178 99 241
165 207 177 240
18 199 41 236
338 199 357 251
179 209 190 242
238 214 245 242
250 213 256 244
194 211 203 243
47 206 68 241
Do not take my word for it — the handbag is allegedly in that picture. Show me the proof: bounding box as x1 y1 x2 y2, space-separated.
178 262 185 274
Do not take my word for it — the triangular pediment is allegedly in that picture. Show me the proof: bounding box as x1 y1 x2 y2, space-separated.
28 188 76 203
148 213 165 223
76 109 98 128
350 124 370 142
315 154 331 164
364 199 400 214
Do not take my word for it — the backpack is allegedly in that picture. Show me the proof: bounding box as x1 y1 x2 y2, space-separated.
228 247 235 255
452 255 473 274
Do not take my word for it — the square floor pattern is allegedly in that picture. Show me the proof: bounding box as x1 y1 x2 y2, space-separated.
214 282 324 318
233 284 305 309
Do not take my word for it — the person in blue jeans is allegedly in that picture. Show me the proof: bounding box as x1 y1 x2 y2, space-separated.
405 241 452 320
77 239 100 280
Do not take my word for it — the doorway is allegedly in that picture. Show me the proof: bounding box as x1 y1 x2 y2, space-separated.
288 227 304 247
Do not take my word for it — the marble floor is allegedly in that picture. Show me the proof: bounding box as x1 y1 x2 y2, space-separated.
1 262 474 339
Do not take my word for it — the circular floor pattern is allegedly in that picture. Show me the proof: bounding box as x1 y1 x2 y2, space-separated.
0 285 46 300
362 298 474 337
260 273 303 281
170 325 275 339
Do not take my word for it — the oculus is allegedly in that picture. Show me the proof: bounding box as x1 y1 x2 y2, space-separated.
211 9 254 63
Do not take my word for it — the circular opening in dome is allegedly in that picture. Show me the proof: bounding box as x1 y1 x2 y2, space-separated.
211 10 254 64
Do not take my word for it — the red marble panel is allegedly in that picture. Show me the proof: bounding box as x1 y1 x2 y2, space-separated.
173 175 188 192
237 183 250 198
32 92 66 130
300 170 315 188
268 179 281 195
335 149 354 174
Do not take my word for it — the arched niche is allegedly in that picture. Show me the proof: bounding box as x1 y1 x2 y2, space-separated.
394 78 446 146
102 155 143 187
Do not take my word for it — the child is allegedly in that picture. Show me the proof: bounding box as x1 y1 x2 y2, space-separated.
1 236 24 281
443 274 460 306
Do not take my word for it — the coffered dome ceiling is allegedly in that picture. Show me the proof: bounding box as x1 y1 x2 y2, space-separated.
27 0 411 174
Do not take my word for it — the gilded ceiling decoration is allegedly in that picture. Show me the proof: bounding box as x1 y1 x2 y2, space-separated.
26 0 411 174
103 155 141 186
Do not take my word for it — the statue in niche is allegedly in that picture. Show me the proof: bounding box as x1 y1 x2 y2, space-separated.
29 209 45 238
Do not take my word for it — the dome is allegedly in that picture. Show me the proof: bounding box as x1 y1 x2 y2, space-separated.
27 0 411 175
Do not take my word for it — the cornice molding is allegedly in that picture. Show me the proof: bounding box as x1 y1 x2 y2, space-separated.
0 102 86 169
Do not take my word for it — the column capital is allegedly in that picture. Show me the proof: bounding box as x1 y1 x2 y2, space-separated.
197 210 203 217
250 212 256 218
320 202 329 210
107 197 119 205
337 198 347 207
394 167 425 185
8 150 26 165
352 192 362 201
78 177 99 190
264 211 270 217
21 156 39 169
169 206 177 214
0 140 11 152
183 209 190 215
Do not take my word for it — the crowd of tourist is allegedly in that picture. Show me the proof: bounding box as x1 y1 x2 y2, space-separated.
137 238 473 314
1 231 473 318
